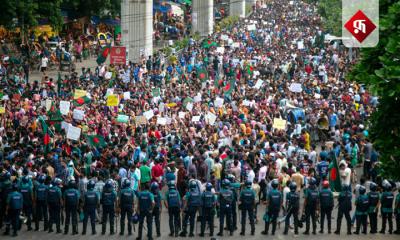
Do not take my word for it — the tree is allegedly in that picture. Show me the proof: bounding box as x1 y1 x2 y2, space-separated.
0 0 17 29
317 0 342 36
349 0 400 180
37 0 64 32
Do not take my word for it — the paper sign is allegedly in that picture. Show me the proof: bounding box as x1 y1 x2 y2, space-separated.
143 110 154 120
135 116 147 125
73 109 85 120
206 112 217 125
179 112 186 119
214 97 224 108
157 117 167 125
106 88 114 97
0 106 5 114
254 79 264 89
273 118 287 130
216 47 225 54
242 100 252 106
66 125 81 141
74 89 87 99
45 99 52 111
289 83 302 93
107 94 119 106
104 72 112 80
152 88 161 97
194 95 202 103
192 116 201 122
186 102 193 112
247 24 256 31
221 34 229 41
123 92 131 100
61 121 70 131
297 41 304 49
314 93 321 99
59 101 70 115
159 102 165 113
117 114 129 123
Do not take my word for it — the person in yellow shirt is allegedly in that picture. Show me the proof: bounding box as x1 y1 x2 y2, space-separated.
213 158 222 191
302 129 311 152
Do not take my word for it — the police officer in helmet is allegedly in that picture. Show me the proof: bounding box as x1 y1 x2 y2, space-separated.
136 183 155 240
239 180 256 236
380 179 394 234
319 180 334 234
368 182 379 233
334 183 352 235
0 172 12 232
262 179 281 235
20 175 33 231
284 181 300 236
47 178 63 233
200 182 216 237
151 182 162 237
164 180 181 237
82 179 99 235
5 183 23 237
63 179 80 235
302 177 319 235
218 178 234 236
354 185 369 234
118 178 134 236
34 174 48 231
101 179 117 235
180 180 201 237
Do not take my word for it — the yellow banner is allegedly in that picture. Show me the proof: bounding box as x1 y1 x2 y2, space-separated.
74 89 87 99
106 94 119 107
0 106 5 114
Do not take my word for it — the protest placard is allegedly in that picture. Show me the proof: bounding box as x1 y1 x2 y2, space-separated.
143 110 154 120
206 112 217 125
123 92 131 100
273 118 287 130
289 83 302 93
157 117 167 125
74 89 87 99
73 109 85 120
67 126 81 141
192 116 201 122
179 112 186 119
59 101 70 115
254 79 264 89
214 97 224 108
186 102 193 111
106 94 119 106
117 115 129 123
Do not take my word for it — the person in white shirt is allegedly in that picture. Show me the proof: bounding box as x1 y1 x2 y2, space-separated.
339 160 352 186
40 56 49 72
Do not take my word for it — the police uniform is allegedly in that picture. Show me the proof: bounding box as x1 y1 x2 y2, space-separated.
395 192 400 234
303 186 319 234
319 187 334 233
34 181 48 231
82 188 99 235
218 184 234 236
101 186 117 234
151 188 162 237
354 192 369 234
47 183 62 233
0 174 12 229
20 180 34 230
380 190 394 234
119 186 134 235
263 187 281 235
6 188 23 236
230 181 240 231
181 188 201 237
335 186 352 235
63 185 80 234
367 187 380 233
165 185 181 237
284 189 300 235
200 188 216 236
137 189 155 240
239 184 256 235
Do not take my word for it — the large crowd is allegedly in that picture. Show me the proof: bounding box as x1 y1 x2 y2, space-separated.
0 0 399 239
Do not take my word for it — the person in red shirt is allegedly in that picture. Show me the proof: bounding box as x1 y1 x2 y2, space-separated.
151 159 164 188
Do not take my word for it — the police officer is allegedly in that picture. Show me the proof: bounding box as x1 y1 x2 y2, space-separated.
319 180 334 234
35 175 48 231
395 184 400 234
200 182 216 237
303 177 319 235
0 171 12 230
239 180 255 236
151 182 162 237
101 179 117 235
334 183 352 235
380 179 394 234
164 180 181 237
5 183 23 237
119 178 134 236
180 181 201 237
63 179 80 235
82 179 98 235
137 183 155 240
368 182 380 234
47 178 62 233
283 182 300 235
218 179 234 236
354 185 369 234
228 174 240 231
262 179 281 235
20 175 34 231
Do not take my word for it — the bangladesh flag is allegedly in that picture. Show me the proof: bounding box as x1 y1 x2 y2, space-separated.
214 78 224 88
247 65 254 75
73 96 91 106
96 45 111 65
202 39 218 49
197 68 208 82
223 79 235 95
87 135 106 148
47 102 63 132
39 117 52 154
328 151 342 192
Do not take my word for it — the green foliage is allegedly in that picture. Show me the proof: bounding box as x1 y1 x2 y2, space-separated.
62 0 121 18
216 16 240 31
316 0 342 36
0 0 17 28
349 0 400 180
37 0 63 31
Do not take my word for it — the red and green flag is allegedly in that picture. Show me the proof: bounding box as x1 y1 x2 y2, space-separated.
86 135 106 148
328 151 342 192
73 96 91 106
96 45 111 65
223 79 235 95
202 39 218 49
39 117 52 154
197 68 208 82
247 65 254 75
47 102 63 132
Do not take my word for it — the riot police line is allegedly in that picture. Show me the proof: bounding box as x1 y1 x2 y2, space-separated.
0 171 400 238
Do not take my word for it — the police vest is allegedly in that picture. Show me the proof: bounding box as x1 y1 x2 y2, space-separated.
269 190 281 211
20 185 32 206
120 189 134 208
368 191 379 207
320 189 333 209
241 189 255 206
202 191 214 208
220 189 233 208
357 195 369 213
167 190 180 208
9 193 23 210
139 191 152 211
339 191 352 211
306 189 319 207
36 184 47 201
189 191 201 207
84 191 97 207
288 192 300 210
154 192 162 208
48 187 60 204
381 192 394 212
65 189 78 206
102 191 115 206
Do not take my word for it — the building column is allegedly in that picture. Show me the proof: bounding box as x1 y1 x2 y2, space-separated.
230 0 246 18
192 0 214 37
122 0 153 63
